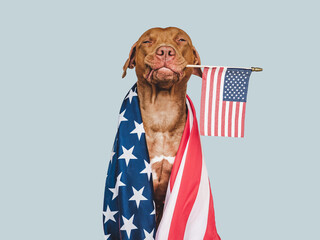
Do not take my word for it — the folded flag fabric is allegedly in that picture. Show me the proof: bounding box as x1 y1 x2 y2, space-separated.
156 95 220 240
103 83 220 240
200 67 252 138
103 84 155 240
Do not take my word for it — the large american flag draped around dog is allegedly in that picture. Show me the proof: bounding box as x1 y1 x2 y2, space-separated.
103 84 220 240
200 67 252 137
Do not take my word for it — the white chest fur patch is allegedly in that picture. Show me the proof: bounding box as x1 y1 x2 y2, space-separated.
150 155 175 165
150 155 175 181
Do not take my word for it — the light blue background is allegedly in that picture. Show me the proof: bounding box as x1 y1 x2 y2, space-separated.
1 0 319 239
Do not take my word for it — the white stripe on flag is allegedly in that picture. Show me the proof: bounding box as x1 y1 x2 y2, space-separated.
225 101 229 137
231 102 236 137
217 68 227 136
187 98 194 131
204 68 212 136
238 103 244 138
184 158 210 239
210 67 220 136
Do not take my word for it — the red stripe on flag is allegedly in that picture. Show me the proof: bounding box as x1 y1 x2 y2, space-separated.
228 102 233 137
221 101 226 137
241 102 246 138
170 105 190 190
207 68 216 136
214 68 224 136
235 102 240 138
200 68 209 136
168 96 202 239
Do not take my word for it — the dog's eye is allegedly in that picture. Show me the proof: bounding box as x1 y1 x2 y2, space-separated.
142 40 152 44
178 38 186 42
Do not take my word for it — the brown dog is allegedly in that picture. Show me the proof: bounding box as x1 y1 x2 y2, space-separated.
122 27 202 226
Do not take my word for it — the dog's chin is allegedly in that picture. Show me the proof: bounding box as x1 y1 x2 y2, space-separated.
150 67 180 89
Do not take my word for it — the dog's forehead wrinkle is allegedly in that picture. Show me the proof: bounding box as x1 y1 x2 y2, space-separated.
138 27 190 44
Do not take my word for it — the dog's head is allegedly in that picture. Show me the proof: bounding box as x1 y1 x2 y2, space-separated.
122 27 202 89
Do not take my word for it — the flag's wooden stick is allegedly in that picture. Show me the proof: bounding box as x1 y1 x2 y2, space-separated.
186 65 263 72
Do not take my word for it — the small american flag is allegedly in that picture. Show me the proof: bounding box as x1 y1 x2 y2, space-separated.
200 67 252 138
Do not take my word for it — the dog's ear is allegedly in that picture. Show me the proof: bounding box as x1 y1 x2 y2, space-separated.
122 42 137 78
192 46 202 78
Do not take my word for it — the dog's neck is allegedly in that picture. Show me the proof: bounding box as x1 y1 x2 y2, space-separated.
137 80 187 133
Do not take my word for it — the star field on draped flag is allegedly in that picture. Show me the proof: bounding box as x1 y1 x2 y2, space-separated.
150 201 155 215
118 146 137 166
110 150 115 163
125 88 138 103
143 229 155 240
103 206 117 223
109 172 126 200
129 186 148 208
130 121 145 140
118 109 128 126
103 85 156 239
120 215 138 238
140 160 152 181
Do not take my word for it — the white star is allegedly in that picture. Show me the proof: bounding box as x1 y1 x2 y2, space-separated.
130 121 145 140
103 206 118 223
104 234 111 240
109 172 126 200
110 150 115 163
125 89 138 103
140 160 152 181
118 110 128 127
143 229 155 240
129 186 148 208
120 215 138 238
118 146 137 166
150 201 155 215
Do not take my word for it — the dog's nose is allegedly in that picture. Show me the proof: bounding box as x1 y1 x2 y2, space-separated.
156 46 176 61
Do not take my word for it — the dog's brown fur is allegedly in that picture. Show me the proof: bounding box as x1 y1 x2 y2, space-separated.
122 27 201 226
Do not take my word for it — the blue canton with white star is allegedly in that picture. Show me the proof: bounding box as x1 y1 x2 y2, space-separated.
223 68 252 102
103 83 156 240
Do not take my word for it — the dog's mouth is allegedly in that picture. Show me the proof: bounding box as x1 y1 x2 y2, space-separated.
145 64 186 85
146 66 181 81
